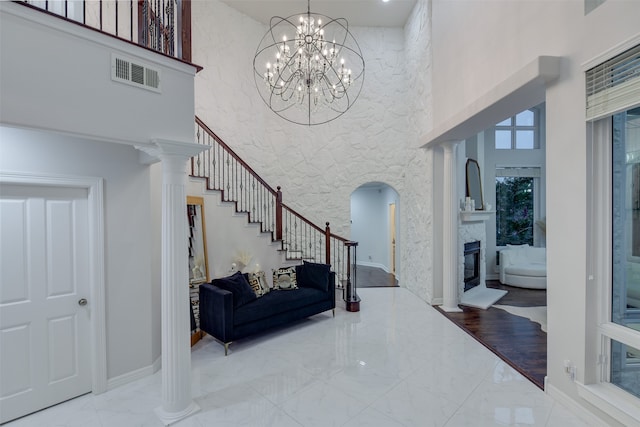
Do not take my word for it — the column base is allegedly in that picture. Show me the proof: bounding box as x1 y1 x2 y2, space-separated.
155 401 200 426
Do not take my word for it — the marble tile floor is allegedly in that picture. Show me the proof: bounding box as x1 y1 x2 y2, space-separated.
8 288 596 427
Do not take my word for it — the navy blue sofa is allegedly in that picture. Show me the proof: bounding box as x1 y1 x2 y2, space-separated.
199 263 336 355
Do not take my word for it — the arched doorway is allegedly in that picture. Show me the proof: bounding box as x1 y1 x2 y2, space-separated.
350 182 400 286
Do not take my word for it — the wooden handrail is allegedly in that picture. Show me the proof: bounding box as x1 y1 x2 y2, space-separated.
281 202 326 234
195 116 277 196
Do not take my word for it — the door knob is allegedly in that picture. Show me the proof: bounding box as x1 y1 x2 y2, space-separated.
78 298 88 306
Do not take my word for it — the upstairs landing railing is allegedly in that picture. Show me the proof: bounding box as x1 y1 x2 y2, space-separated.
193 116 354 286
16 0 192 62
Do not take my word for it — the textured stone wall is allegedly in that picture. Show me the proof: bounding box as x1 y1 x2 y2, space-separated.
400 0 433 301
192 0 435 301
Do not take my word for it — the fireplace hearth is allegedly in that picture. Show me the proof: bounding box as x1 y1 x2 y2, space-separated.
464 241 481 292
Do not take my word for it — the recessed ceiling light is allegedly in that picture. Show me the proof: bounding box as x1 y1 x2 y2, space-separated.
382 0 390 3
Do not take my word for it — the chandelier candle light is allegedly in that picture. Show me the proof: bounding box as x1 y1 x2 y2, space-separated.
253 0 365 126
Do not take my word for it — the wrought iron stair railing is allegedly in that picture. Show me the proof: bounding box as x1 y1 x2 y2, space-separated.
193 116 352 285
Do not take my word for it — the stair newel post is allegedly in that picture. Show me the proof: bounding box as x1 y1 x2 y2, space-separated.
275 186 283 241
344 241 361 312
325 222 331 265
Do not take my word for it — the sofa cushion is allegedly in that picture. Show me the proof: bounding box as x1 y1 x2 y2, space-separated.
505 244 530 264
234 287 326 326
296 261 330 292
273 266 298 290
247 271 270 297
212 271 257 308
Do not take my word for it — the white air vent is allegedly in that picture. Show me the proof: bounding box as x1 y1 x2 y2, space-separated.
111 54 161 93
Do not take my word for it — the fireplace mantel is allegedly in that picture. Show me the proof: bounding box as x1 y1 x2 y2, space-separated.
460 210 494 222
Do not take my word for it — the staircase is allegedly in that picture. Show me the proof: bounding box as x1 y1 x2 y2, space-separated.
192 116 353 285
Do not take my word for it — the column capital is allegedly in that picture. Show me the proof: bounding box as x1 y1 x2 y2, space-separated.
440 140 464 152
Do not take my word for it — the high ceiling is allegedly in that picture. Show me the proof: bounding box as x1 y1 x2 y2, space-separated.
220 0 417 28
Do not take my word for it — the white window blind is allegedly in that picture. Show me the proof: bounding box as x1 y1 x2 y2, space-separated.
496 167 541 178
586 44 640 121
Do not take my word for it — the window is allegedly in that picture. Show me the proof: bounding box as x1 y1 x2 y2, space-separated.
495 109 539 149
582 42 640 426
495 168 540 246
610 107 640 398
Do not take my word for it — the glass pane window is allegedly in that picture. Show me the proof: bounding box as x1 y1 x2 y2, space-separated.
495 130 512 149
494 108 538 149
496 176 534 246
610 106 640 402
610 338 640 399
612 107 640 326
516 130 535 149
516 110 534 126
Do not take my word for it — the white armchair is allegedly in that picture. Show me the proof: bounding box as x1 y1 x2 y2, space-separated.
499 244 547 289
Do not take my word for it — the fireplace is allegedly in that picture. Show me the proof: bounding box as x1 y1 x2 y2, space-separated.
464 241 481 292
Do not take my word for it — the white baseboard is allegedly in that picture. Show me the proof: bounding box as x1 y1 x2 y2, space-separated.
107 356 161 391
356 261 389 272
545 383 611 427
152 355 162 373
431 297 443 306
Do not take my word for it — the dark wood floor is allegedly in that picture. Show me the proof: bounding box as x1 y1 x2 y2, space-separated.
435 281 547 389
355 265 399 288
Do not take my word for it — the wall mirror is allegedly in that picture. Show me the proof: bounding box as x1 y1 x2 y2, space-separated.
187 196 209 283
187 196 208 345
466 158 484 210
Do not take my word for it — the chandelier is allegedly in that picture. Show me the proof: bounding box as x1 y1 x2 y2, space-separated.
253 0 365 126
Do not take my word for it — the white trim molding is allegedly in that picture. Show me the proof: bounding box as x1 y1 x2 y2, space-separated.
546 383 612 427
576 382 640 427
107 357 162 391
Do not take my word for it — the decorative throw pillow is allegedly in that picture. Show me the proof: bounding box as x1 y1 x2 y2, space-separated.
211 271 257 307
272 266 298 290
247 271 270 297
296 261 330 292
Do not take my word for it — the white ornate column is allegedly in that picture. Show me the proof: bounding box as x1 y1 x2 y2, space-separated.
441 140 463 312
138 139 206 425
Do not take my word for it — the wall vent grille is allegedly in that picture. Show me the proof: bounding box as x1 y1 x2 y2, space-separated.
111 54 161 93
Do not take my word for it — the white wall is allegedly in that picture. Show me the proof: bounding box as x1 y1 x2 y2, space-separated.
428 0 640 424
0 126 157 380
0 2 196 146
192 0 433 299
186 178 293 281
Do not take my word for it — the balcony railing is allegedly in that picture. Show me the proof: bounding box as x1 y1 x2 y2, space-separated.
17 0 191 61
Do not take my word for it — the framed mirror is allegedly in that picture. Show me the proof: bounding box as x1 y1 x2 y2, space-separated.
466 159 484 210
187 196 209 345
187 196 209 284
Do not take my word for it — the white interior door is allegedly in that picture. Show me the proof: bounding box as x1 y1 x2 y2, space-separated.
0 184 91 423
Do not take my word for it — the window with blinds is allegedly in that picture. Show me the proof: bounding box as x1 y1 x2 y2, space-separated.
586 44 640 121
